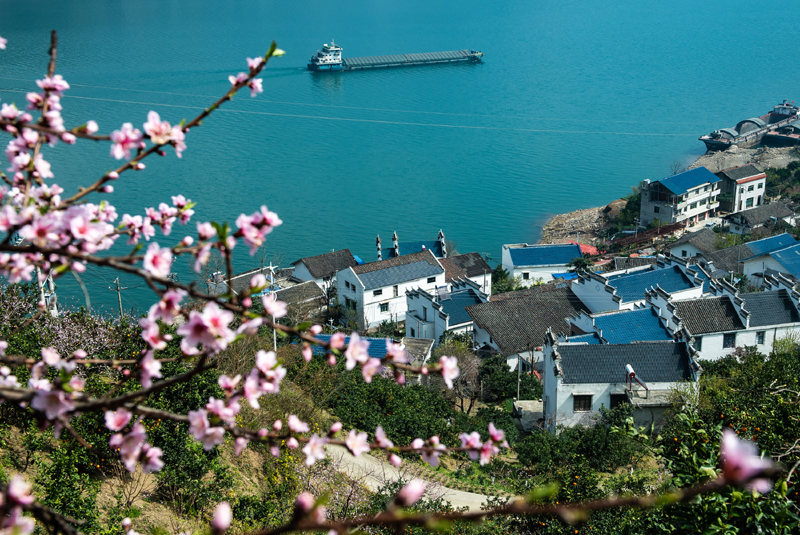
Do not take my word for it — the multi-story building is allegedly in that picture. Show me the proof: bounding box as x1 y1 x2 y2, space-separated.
714 164 766 213
639 167 721 227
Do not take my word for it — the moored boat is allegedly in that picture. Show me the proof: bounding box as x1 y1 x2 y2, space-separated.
699 101 800 151
307 41 484 72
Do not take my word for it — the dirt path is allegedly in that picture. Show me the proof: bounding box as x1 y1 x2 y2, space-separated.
326 444 501 511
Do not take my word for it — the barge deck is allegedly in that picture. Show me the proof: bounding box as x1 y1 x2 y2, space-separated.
307 41 483 72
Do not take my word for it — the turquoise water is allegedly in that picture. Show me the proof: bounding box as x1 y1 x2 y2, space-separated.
1 0 799 312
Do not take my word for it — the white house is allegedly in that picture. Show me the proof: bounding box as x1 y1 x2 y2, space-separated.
291 249 359 291
405 279 488 343
335 250 445 329
501 243 583 286
570 257 704 314
466 284 589 372
646 274 800 360
715 164 766 213
438 252 493 297
639 167 722 227
542 331 699 431
724 202 795 235
668 228 717 260
736 233 800 286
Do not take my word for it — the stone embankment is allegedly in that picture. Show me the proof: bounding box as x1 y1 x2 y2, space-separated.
540 146 799 246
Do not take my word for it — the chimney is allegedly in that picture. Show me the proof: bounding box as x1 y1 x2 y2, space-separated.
438 229 446 258
376 235 382 261
392 231 399 258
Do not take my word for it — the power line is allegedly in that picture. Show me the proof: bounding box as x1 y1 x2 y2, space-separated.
0 88 698 137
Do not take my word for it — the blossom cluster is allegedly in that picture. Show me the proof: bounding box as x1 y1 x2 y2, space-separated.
106 410 164 472
0 476 36 535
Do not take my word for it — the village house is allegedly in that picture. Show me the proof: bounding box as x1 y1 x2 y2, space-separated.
405 279 489 344
723 201 795 235
570 257 705 314
501 242 583 286
272 281 327 321
291 249 360 291
714 164 766 213
566 306 673 345
438 252 493 296
335 250 445 329
542 332 699 431
734 233 800 286
376 230 447 261
639 167 721 227
206 265 296 297
698 232 797 279
465 284 589 372
645 274 800 360
668 228 717 259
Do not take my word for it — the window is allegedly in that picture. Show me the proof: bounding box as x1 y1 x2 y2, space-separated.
756 331 765 344
373 289 382 296
423 308 427 321
690 202 698 210
610 394 628 409
723 333 736 349
694 336 702 350
345 281 350 290
746 197 754 208
758 183 763 189
681 250 688 257
427 277 436 284
748 185 754 192
380 303 389 313
410 327 415 337
573 395 592 412
703 186 708 192
393 285 398 297
522 272 530 280
654 206 660 213
345 297 356 310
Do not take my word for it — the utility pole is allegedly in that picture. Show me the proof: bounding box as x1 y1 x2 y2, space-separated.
268 262 277 352
110 278 128 320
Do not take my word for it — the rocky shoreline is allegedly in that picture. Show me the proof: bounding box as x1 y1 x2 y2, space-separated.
540 146 799 246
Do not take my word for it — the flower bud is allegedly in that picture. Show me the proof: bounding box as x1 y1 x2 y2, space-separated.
295 492 315 513
107 171 119 180
211 502 231 533
395 480 426 507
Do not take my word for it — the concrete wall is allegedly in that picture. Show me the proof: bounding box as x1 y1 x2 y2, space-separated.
742 257 788 287
693 325 800 361
669 243 705 259
293 262 326 290
640 182 721 227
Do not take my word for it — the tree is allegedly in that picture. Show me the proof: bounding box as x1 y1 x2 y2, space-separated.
432 340 480 413
567 256 594 274
478 354 542 402
491 266 524 294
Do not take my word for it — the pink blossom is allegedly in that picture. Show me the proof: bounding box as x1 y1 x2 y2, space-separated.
361 358 382 383
385 339 408 362
141 444 164 472
479 441 499 466
302 434 329 466
228 72 248 86
235 436 249 456
310 324 323 335
109 421 146 472
218 374 241 393
720 429 773 492
143 111 172 145
295 492 315 514
488 422 506 444
8 475 34 505
105 409 133 431
170 126 186 157
287 437 299 449
33 154 53 179
142 243 172 278
250 273 268 289
212 502 232 532
389 453 402 467
329 422 342 434
206 396 240 426
26 92 43 109
197 221 216 240
243 370 262 409
302 345 312 362
330 332 346 350
411 438 424 450
194 243 212 272
396 480 426 506
31 389 74 419
375 426 394 448
345 333 370 370
346 430 370 457
188 409 226 450
41 347 61 366
36 75 70 95
246 57 263 71
261 292 287 318
139 318 167 350
421 437 446 467
288 414 310 433
61 132 76 144
249 79 263 98
460 431 483 461
110 123 143 160
67 376 85 392
0 36 6 50
1 103 23 120
3 508 34 535
438 356 460 389
139 351 162 388
86 120 98 134
147 289 186 323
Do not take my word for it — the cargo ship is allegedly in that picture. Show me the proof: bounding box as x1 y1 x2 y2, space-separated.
307 40 484 72
699 100 800 151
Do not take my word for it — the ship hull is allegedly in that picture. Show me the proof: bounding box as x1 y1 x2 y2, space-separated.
307 63 344 71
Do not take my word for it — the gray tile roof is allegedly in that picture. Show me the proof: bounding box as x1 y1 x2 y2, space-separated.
358 261 442 290
733 202 793 228
466 285 588 355
672 297 745 335
742 289 800 327
353 250 441 274
557 342 692 384
716 164 763 182
402 337 434 365
669 228 718 254
292 249 358 279
439 253 492 281
702 243 755 274
613 257 658 271
274 281 326 305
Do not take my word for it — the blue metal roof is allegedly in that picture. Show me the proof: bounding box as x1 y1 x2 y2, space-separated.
593 308 671 344
566 333 603 345
657 167 720 196
508 243 583 267
312 334 389 359
744 233 797 257
552 272 579 280
440 289 484 326
606 266 696 302
767 243 800 278
353 255 365 265
358 260 443 290
384 241 444 259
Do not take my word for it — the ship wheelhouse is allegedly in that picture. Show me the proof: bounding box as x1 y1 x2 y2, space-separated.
308 40 343 70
